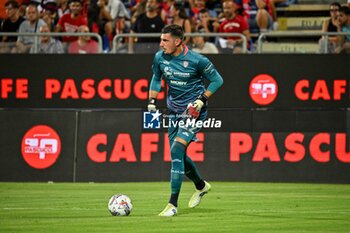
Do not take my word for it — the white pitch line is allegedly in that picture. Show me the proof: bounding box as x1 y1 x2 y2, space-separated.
2 207 98 210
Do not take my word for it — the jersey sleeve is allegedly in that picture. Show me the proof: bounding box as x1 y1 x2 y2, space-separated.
149 52 163 92
198 55 224 94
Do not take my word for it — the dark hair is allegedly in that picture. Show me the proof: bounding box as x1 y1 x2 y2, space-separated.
173 3 188 19
69 0 82 5
329 2 341 9
339 6 350 15
5 0 19 8
161 24 184 41
199 8 208 14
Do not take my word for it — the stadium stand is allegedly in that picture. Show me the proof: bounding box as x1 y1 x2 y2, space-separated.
259 0 349 53
0 0 349 53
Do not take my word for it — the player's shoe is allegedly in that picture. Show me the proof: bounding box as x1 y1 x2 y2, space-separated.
158 203 177 217
188 181 211 208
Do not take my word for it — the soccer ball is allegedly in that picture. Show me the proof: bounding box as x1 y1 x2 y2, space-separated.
108 194 133 216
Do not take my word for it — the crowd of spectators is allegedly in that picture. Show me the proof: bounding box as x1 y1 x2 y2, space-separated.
0 0 349 54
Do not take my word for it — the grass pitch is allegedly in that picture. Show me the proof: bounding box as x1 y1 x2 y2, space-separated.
0 182 349 233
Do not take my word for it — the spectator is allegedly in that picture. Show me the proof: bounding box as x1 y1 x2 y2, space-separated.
160 0 175 24
56 0 87 43
336 6 350 53
57 0 70 17
30 24 64 53
68 25 99 53
107 0 130 34
189 0 217 24
236 0 274 33
0 0 25 53
219 0 250 53
129 0 164 53
130 0 146 25
319 2 341 53
87 0 113 50
17 4 47 53
192 27 219 54
169 3 191 44
195 8 219 33
41 1 60 32
195 8 220 43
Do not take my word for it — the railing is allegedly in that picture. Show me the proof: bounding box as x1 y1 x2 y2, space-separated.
1 31 349 54
257 31 350 53
0 32 103 53
112 32 248 54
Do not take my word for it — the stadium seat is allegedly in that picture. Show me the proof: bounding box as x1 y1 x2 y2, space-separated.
260 42 319 53
277 17 328 30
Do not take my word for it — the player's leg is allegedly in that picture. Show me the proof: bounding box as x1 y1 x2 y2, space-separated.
159 113 186 216
186 150 211 208
184 155 205 189
159 136 188 217
169 131 203 186
186 110 211 208
168 114 206 190
167 113 186 206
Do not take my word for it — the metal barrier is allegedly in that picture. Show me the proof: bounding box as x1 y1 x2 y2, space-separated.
112 32 248 54
0 32 103 53
257 31 350 53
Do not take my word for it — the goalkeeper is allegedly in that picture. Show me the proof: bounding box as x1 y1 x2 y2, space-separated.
148 24 224 217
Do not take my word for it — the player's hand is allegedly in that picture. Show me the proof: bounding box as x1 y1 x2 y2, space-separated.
187 94 208 119
147 98 157 112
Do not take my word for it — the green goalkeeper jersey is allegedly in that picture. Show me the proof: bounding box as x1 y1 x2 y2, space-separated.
150 46 223 113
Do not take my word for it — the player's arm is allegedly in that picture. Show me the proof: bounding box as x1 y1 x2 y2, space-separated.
148 75 161 112
199 56 224 99
188 57 223 118
148 53 163 111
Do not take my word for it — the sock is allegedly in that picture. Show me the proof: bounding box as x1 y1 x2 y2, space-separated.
169 141 186 207
169 193 179 207
184 155 203 188
195 179 205 190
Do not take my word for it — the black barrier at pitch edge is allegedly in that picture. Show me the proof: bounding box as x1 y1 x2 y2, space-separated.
0 109 349 183
0 54 349 109
0 55 349 182
0 110 77 181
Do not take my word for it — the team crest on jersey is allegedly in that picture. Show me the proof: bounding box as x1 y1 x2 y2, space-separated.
163 66 174 78
183 61 188 67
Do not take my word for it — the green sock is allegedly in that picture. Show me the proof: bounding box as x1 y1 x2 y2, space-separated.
184 155 202 184
169 141 186 206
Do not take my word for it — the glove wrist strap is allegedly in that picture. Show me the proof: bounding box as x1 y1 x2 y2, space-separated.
198 93 208 104
149 98 156 105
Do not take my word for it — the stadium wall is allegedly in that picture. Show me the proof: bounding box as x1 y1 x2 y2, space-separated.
0 55 349 183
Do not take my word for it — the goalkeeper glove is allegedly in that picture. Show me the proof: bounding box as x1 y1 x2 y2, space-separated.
187 94 208 119
147 98 157 112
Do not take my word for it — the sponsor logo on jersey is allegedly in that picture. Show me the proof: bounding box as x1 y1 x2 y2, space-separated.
173 72 190 77
170 80 187 85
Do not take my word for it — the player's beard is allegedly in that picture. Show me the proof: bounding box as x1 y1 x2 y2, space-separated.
163 42 182 55
162 45 176 55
